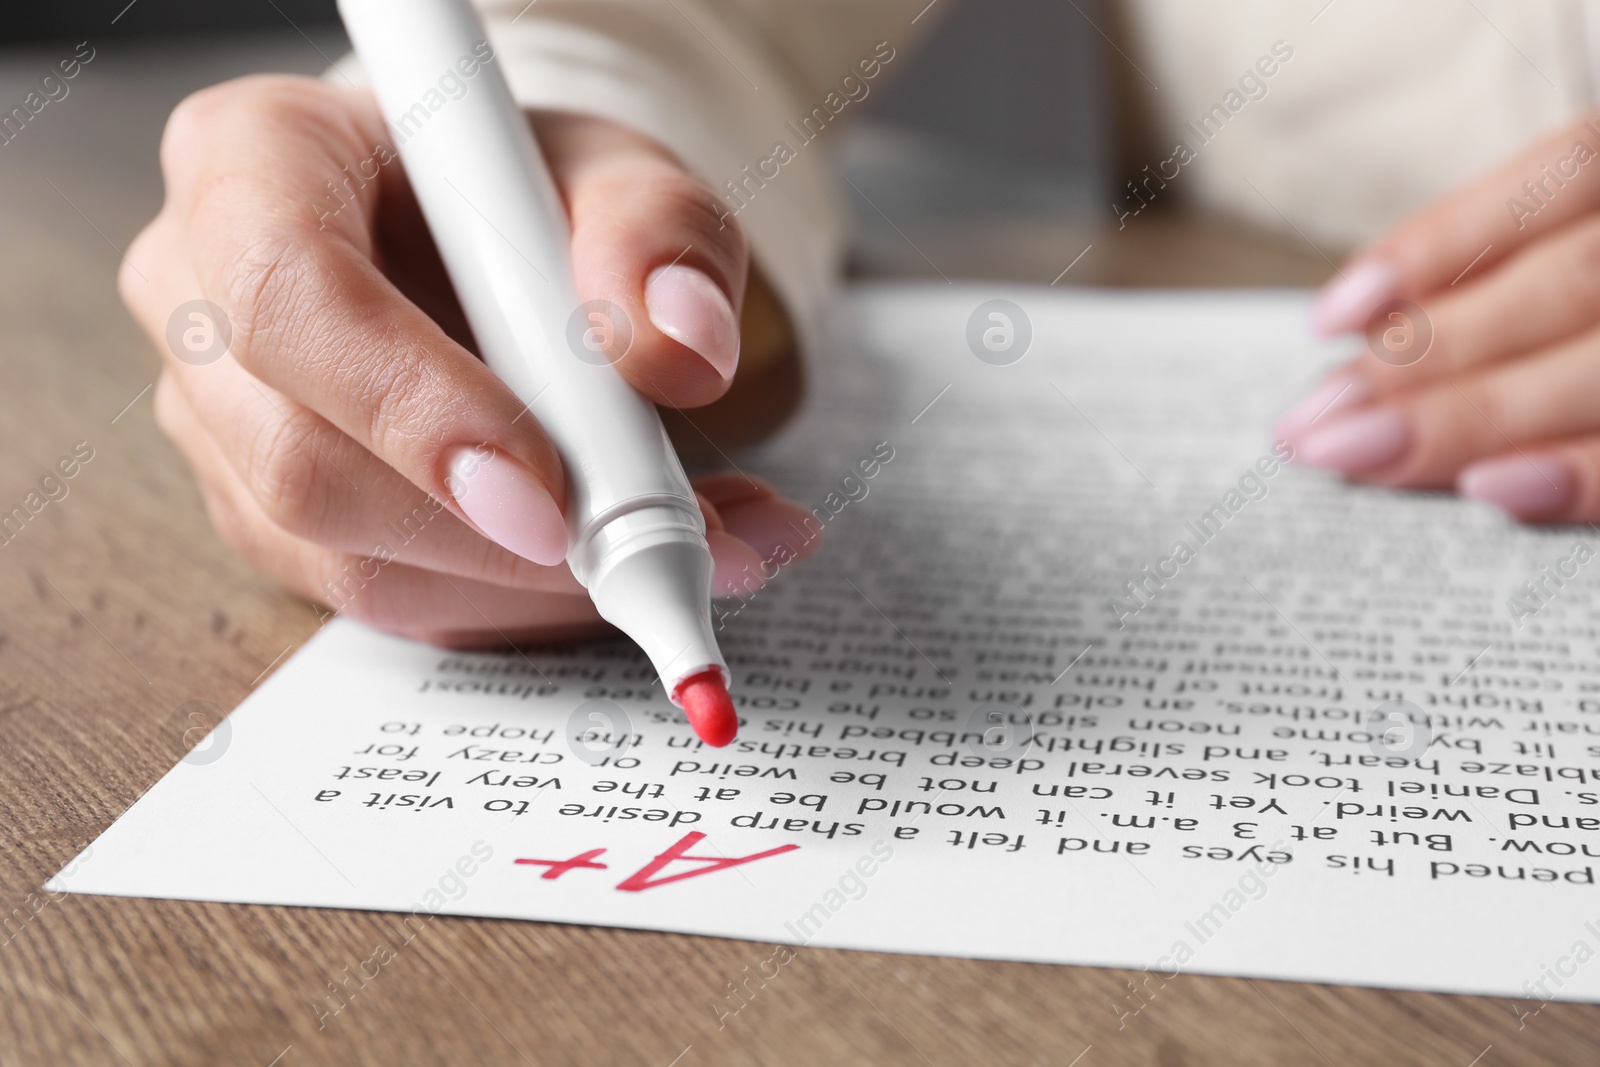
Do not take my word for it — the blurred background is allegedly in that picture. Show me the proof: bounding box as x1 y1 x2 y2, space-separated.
0 0 1116 284
0 0 1328 311
6 0 1111 224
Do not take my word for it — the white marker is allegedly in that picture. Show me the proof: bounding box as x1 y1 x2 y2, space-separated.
337 0 738 745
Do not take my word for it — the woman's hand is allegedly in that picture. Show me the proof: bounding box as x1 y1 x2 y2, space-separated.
1275 110 1600 523
120 75 813 647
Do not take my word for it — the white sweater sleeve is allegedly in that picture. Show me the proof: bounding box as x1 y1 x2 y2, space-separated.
465 0 924 350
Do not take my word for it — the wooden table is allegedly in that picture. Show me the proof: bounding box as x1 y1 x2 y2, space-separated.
2 32 1595 1067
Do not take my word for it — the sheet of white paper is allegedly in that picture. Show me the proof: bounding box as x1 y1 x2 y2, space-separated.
54 285 1600 1006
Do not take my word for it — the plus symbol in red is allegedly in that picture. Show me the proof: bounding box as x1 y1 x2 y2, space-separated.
514 848 609 880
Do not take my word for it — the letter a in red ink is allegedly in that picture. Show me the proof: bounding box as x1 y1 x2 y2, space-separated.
514 848 609 880
614 832 799 892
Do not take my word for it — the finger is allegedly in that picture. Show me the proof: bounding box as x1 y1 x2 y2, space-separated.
706 529 764 599
169 77 570 568
1459 446 1588 522
1293 322 1600 486
1395 213 1600 384
695 471 775 509
694 472 825 566
537 111 747 408
166 364 765 622
1279 213 1600 438
153 367 585 595
159 380 604 639
364 533 766 642
694 471 825 559
372 566 604 647
1310 113 1600 336
661 264 805 460
129 203 581 594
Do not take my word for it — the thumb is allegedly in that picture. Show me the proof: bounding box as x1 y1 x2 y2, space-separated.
535 111 746 409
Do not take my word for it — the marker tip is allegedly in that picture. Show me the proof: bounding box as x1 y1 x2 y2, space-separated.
675 670 738 747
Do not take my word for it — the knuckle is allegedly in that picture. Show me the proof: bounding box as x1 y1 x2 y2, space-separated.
177 111 344 380
161 85 230 166
204 220 323 378
356 339 438 459
163 78 296 177
163 76 347 205
244 407 328 537
165 76 328 151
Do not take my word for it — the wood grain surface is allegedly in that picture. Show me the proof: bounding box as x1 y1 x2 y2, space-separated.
1 31 1595 1067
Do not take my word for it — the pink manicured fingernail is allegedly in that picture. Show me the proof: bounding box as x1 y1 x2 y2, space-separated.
1295 408 1410 474
645 265 740 381
1459 455 1576 518
1309 261 1397 339
707 530 766 598
443 445 568 566
1273 374 1373 441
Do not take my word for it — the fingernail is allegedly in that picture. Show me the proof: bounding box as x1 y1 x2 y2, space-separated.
1273 373 1373 441
1459 454 1576 518
1309 261 1398 339
1295 408 1410 474
707 529 766 598
443 445 568 566
645 265 740 381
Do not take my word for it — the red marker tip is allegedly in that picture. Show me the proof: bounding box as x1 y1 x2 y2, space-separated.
675 670 738 747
